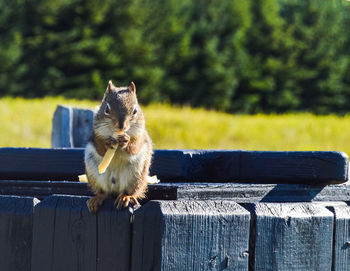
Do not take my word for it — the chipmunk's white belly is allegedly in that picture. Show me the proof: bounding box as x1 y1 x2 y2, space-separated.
85 141 149 194
90 146 147 194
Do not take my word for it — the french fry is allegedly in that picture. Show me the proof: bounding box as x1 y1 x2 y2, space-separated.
78 174 88 183
98 148 116 174
146 175 160 184
98 131 122 174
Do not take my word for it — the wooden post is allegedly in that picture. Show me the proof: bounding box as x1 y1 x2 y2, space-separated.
52 105 94 148
96 199 132 271
131 200 250 271
248 203 334 271
0 195 38 271
31 195 132 271
31 195 97 271
52 105 73 147
329 205 350 271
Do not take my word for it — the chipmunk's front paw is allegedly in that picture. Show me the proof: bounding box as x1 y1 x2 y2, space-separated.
115 195 140 209
106 136 118 149
117 134 130 149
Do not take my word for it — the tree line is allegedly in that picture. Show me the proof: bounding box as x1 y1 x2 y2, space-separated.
1 0 350 114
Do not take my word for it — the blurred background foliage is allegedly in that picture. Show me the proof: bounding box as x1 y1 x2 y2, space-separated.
1 0 350 114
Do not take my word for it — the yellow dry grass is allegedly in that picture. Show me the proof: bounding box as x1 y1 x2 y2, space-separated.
0 97 349 155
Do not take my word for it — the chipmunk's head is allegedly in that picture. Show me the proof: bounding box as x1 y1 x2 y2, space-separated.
94 80 144 138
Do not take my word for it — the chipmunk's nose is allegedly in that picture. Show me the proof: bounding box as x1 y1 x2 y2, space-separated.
118 122 124 130
116 117 128 132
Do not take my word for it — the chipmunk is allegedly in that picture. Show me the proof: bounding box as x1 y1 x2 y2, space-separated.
85 80 153 213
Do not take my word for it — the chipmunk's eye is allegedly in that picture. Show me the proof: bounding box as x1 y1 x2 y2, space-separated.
104 103 110 115
133 108 137 115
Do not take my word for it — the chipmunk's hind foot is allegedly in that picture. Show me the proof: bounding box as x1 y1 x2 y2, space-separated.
115 195 140 210
87 192 106 213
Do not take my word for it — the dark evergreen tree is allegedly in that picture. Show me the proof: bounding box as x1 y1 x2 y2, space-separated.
0 0 349 114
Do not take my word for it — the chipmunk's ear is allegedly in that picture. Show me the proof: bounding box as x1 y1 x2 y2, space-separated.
129 81 136 93
106 80 114 93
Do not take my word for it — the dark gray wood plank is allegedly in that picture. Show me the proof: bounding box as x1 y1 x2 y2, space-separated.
52 105 94 148
3 181 350 203
328 205 350 271
31 195 59 270
0 180 177 200
31 195 97 271
0 148 85 181
71 107 94 148
176 182 350 203
0 195 38 271
2 181 350 203
0 147 348 184
131 200 250 271
153 150 349 184
96 199 132 271
247 203 334 271
52 105 73 148
240 151 349 184
151 150 241 182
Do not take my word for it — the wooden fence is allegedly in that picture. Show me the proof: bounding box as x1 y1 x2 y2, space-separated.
0 147 350 270
0 105 349 270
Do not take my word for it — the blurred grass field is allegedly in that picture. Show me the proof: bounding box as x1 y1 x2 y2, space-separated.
0 97 349 155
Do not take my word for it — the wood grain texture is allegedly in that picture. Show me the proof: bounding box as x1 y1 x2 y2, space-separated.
31 195 132 271
151 150 349 184
0 147 348 184
248 203 334 271
328 205 350 271
240 151 348 183
52 105 94 148
52 105 72 148
0 148 85 180
131 200 250 271
176 183 350 203
96 199 132 271
2 181 350 203
0 195 38 271
0 180 177 200
71 107 94 148
31 195 97 271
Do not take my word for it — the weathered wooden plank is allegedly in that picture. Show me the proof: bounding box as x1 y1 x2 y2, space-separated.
2 180 350 203
131 200 250 271
247 203 334 271
0 148 84 180
240 151 348 183
152 150 349 183
52 105 94 148
96 199 132 271
31 195 132 271
2 181 350 203
31 195 97 271
176 183 350 203
51 105 73 148
0 180 177 200
0 195 38 271
0 147 348 184
328 205 350 271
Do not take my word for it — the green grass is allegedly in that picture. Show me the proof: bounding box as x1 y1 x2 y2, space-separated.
0 97 349 155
